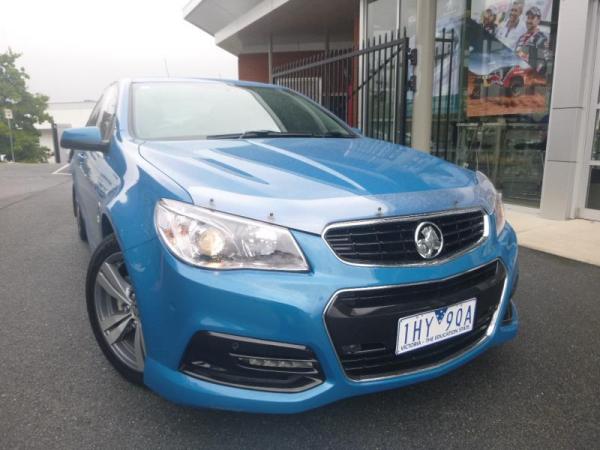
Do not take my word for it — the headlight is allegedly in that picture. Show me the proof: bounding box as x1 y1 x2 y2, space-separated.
476 171 506 235
155 199 309 271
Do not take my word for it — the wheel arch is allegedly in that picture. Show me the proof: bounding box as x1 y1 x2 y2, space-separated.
72 184 77 217
101 213 115 239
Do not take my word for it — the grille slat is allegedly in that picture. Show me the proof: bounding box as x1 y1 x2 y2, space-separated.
324 210 486 265
351 238 415 247
324 261 506 380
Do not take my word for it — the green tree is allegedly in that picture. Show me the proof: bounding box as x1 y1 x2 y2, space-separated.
0 49 51 162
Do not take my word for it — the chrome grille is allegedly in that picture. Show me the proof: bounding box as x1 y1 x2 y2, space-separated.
324 209 486 265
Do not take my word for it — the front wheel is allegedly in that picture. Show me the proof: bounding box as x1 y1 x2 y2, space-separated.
86 234 145 385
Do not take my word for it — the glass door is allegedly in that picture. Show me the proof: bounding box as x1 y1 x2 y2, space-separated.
579 1 600 220
366 0 400 40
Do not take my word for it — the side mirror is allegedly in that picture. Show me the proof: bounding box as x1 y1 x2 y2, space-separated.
60 126 109 152
351 127 362 135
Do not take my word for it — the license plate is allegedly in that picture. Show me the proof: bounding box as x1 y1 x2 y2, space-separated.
396 299 477 355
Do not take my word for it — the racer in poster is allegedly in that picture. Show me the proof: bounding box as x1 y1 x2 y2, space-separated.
482 7 498 35
495 1 527 49
515 6 550 75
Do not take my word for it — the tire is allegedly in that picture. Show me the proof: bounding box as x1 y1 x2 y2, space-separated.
72 186 77 217
506 77 524 97
470 80 482 99
75 202 88 242
86 234 145 385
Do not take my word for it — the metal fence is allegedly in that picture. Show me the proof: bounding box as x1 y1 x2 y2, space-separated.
272 31 410 145
273 30 456 152
432 28 456 160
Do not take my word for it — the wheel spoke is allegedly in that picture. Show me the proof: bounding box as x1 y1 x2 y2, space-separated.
105 316 133 345
97 262 131 306
101 261 130 295
100 311 132 333
133 322 145 371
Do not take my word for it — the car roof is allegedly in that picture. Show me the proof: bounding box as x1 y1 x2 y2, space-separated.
122 77 278 89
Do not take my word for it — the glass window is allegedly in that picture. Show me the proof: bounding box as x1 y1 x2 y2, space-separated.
586 167 600 210
400 0 417 38
98 84 118 140
131 82 353 141
366 0 399 40
592 110 600 161
86 98 102 127
431 0 559 207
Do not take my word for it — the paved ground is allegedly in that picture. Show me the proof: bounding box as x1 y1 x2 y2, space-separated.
507 207 600 267
0 162 70 209
1 163 599 449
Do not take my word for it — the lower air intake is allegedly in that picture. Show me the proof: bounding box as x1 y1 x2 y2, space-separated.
325 260 506 380
180 332 324 392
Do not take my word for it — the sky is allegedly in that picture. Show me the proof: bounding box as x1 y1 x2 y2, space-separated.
0 0 238 103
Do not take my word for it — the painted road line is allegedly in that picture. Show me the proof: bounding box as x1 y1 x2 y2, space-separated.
52 164 70 175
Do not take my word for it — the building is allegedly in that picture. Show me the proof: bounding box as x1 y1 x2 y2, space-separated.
184 0 600 221
37 100 96 163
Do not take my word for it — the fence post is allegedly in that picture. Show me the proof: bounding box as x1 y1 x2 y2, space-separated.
397 35 409 146
268 33 274 83
51 122 61 164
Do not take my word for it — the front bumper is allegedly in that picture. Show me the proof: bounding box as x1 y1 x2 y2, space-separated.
124 223 519 413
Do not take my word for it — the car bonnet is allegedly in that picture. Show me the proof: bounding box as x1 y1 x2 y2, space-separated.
139 137 491 235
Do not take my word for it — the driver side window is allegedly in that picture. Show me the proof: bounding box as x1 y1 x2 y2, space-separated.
85 84 118 141
98 84 118 140
86 96 103 127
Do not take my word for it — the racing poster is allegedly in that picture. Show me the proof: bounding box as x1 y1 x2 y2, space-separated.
466 0 554 118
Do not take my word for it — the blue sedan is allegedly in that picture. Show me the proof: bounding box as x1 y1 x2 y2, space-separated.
61 78 518 413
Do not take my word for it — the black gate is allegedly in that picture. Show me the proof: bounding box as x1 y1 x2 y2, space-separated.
272 31 410 145
432 28 457 160
272 30 455 152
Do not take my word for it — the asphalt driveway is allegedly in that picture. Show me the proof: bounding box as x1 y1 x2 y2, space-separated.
0 163 599 449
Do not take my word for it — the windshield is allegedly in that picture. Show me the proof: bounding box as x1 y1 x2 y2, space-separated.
131 82 355 140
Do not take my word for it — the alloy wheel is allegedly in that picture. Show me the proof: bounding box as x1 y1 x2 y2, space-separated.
93 252 145 372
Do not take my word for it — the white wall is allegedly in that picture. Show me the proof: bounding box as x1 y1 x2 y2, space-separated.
37 101 95 163
540 0 596 219
46 101 96 128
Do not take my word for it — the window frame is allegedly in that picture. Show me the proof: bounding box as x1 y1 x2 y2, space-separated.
576 0 600 220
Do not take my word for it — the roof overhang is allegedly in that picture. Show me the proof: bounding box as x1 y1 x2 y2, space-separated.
184 0 356 55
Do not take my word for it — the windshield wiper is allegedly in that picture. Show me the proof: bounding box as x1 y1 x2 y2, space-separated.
207 130 316 139
317 131 354 138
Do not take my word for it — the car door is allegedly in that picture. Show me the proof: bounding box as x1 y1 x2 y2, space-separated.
72 94 102 240
73 84 119 248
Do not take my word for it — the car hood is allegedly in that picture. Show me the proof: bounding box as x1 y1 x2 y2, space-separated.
139 137 491 234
